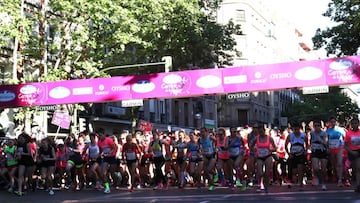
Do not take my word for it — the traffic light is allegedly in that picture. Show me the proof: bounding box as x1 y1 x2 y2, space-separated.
162 56 172 72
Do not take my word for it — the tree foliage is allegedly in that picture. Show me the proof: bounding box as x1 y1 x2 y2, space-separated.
0 0 240 82
282 87 359 125
0 0 241 131
313 0 360 56
0 0 32 48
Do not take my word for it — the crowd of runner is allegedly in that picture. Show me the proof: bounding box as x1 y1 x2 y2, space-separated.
0 116 359 196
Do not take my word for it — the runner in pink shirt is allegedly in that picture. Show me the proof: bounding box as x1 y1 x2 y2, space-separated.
97 129 116 194
344 117 360 193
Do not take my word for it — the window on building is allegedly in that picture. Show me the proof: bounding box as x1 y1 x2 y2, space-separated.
159 100 164 114
235 10 246 22
174 101 179 125
209 112 214 120
174 115 179 126
150 112 155 123
138 111 145 120
184 102 189 126
161 113 166 124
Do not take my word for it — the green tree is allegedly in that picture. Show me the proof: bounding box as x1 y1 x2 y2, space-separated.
313 0 360 56
0 0 31 49
282 87 359 125
1 0 241 131
1 0 240 81
104 0 241 76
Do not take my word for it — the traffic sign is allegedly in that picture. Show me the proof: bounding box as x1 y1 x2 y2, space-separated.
121 99 144 107
302 85 329 94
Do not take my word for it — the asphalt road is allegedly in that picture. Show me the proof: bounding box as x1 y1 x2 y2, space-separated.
0 184 359 203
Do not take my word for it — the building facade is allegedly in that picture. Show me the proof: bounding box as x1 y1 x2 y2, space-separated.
216 0 314 128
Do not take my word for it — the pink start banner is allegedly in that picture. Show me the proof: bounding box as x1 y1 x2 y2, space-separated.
0 55 359 108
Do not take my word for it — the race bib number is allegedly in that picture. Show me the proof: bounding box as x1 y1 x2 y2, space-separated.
126 152 136 160
229 147 240 156
17 147 24 154
328 139 340 149
191 151 199 160
153 150 163 157
203 147 212 155
103 148 111 154
257 148 270 158
291 145 304 154
7 153 15 161
351 136 360 146
311 143 324 151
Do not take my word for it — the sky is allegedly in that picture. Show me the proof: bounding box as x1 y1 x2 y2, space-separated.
272 0 334 38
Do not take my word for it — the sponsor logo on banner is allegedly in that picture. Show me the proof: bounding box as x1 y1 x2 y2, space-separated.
328 59 358 82
95 84 109 96
49 86 71 99
161 73 190 95
0 90 16 102
196 75 222 88
223 75 247 84
111 85 131 91
227 92 250 100
19 84 45 105
38 105 58 111
294 66 323 81
132 80 155 93
73 87 93 95
250 72 267 84
20 85 37 94
269 72 292 79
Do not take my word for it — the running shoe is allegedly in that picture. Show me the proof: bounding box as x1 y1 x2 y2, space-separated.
95 182 102 191
153 183 163 190
264 187 269 194
163 183 168 190
260 182 265 190
337 181 344 187
313 177 319 186
345 180 351 187
7 187 13 193
287 184 292 189
235 180 242 187
129 186 134 193
49 190 55 195
255 188 261 193
104 188 111 194
208 185 215 191
213 174 219 183
321 185 327 191
240 182 246 191
14 191 23 196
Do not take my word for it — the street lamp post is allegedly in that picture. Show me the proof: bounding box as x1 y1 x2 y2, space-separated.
100 56 172 73
96 56 173 134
